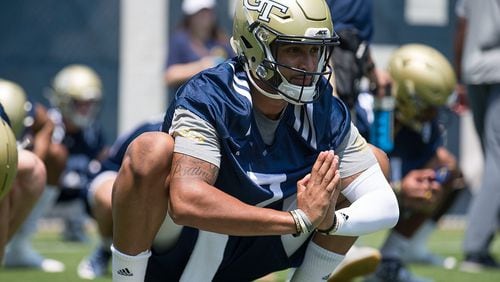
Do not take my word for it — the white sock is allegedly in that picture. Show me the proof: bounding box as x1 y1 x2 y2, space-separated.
290 241 345 282
111 245 151 282
380 231 409 259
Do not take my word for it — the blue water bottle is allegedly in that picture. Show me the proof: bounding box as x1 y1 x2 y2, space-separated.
370 88 395 152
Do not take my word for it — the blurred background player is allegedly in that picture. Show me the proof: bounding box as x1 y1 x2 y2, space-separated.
0 79 65 272
77 115 164 280
324 1 392 281
454 0 500 272
163 0 234 104
366 44 465 282
46 64 108 243
327 0 392 139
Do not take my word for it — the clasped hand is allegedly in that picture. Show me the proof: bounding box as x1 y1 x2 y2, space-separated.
296 150 341 230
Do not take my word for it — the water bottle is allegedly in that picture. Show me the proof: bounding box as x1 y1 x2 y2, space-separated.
370 87 395 152
434 167 451 184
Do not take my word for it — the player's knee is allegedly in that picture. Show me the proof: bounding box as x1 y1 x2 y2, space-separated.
93 182 113 213
126 131 174 180
16 150 46 197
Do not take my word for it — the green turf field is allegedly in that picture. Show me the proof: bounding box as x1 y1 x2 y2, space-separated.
1 223 499 282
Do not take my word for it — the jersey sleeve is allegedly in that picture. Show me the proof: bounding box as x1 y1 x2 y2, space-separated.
168 108 221 167
336 122 377 178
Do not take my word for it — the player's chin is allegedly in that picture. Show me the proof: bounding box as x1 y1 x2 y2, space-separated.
290 77 313 86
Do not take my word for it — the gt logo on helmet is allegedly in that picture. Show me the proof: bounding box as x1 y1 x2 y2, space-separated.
243 0 288 22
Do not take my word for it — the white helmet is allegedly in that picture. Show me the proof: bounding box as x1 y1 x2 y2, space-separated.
50 64 102 128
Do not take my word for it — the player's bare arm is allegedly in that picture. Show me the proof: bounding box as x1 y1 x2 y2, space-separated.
168 152 292 236
168 151 339 236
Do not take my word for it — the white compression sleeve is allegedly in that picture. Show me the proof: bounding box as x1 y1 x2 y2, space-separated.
334 164 399 236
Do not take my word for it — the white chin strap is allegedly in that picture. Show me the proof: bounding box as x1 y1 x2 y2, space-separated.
245 67 314 106
69 113 95 128
278 81 316 104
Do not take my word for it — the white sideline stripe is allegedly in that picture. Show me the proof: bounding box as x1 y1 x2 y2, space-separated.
180 231 229 282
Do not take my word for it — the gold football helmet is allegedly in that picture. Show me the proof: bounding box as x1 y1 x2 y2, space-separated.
231 0 339 104
0 118 18 200
0 79 30 139
388 44 456 131
50 64 102 128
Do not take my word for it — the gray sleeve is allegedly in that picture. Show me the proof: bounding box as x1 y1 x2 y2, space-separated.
336 123 377 178
167 108 221 167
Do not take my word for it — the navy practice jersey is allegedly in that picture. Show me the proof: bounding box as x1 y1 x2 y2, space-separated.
48 108 107 195
152 58 352 281
389 120 443 178
49 108 106 158
164 58 351 207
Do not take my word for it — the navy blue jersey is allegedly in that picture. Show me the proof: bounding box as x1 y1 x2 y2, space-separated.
49 109 107 196
389 120 443 177
152 58 352 281
164 58 350 207
62 126 106 159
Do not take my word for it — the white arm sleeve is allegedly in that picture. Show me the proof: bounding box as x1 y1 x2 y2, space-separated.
333 164 399 236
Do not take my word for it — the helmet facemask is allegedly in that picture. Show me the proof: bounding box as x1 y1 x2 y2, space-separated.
395 81 439 132
63 97 101 128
